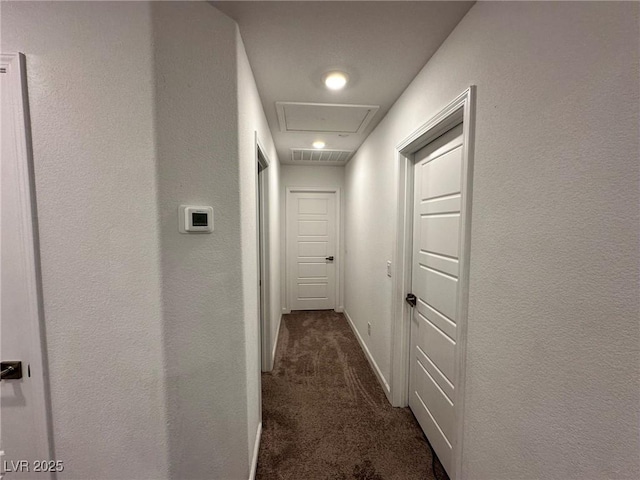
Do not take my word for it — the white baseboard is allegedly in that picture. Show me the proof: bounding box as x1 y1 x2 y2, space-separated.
249 421 262 480
343 309 391 402
335 305 344 313
270 314 283 369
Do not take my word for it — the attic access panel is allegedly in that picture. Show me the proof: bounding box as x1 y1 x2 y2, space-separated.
276 102 379 134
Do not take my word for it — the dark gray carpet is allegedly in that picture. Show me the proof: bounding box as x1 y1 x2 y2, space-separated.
257 310 448 480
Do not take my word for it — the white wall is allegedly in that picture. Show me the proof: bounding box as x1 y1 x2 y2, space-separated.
235 25 282 468
280 165 345 313
151 3 254 479
344 2 639 479
1 3 170 478
3 2 267 479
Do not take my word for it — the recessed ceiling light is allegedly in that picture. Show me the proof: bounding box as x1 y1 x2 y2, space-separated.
312 141 326 149
323 71 348 91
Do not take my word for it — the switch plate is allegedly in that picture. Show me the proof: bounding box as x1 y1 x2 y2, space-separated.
386 261 392 277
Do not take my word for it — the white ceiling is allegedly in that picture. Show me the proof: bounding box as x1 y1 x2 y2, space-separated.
213 1 474 165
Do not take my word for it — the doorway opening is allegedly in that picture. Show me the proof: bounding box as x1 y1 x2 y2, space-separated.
256 134 271 372
390 87 476 480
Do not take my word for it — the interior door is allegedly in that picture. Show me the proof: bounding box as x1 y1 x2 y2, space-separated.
286 190 337 311
1 54 53 478
408 123 464 477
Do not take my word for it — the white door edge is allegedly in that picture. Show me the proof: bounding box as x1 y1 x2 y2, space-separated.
285 187 341 312
1 52 54 473
390 86 476 480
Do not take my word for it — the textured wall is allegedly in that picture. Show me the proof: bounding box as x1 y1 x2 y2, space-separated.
345 2 640 479
280 165 345 312
3 2 263 478
235 26 282 469
344 136 395 387
151 3 250 479
1 2 170 478
266 147 282 367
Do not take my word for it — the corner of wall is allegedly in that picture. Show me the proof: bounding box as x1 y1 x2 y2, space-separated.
151 2 249 478
232 17 283 474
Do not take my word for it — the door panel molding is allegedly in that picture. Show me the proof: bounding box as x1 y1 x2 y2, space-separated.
390 86 476 480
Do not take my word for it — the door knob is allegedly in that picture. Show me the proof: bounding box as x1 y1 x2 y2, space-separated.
405 293 417 308
1 361 22 380
325 256 334 261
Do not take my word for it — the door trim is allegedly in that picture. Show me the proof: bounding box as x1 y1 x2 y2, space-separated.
1 53 55 468
390 86 476 480
255 132 271 373
285 187 341 312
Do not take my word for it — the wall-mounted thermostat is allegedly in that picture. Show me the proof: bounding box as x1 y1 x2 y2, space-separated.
179 205 214 233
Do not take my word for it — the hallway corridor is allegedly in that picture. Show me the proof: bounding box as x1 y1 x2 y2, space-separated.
257 311 448 480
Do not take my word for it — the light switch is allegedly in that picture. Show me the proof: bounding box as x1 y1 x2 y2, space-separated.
387 261 392 277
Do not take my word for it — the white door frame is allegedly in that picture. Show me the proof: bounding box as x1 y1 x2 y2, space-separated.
390 86 476 480
285 187 341 312
255 132 271 373
1 53 54 470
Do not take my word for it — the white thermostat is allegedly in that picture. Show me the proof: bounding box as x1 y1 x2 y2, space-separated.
179 205 214 233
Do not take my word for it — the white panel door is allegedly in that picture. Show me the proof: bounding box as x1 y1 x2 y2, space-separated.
1 55 53 478
287 190 337 310
409 123 464 476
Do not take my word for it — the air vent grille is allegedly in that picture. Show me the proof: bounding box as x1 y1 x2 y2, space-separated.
291 149 353 165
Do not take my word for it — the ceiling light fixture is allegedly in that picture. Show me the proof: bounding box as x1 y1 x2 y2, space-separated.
312 141 326 149
323 71 348 91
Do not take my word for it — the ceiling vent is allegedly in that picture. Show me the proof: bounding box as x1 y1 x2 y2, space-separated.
276 102 379 134
290 148 353 165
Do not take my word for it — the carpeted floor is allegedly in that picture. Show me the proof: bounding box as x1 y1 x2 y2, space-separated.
257 310 448 480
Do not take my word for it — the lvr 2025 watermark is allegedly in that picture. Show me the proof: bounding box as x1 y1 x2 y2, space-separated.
2 460 64 474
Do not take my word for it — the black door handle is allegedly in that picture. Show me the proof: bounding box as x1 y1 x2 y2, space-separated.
405 294 417 307
326 256 334 261
1 361 22 380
